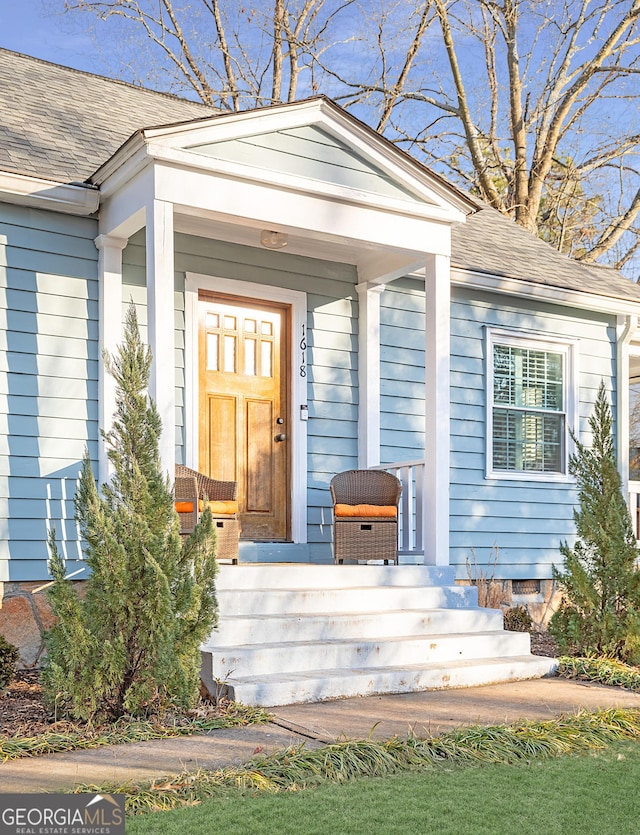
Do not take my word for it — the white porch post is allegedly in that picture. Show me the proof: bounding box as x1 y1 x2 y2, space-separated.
617 315 638 490
146 199 176 478
95 234 127 485
424 253 450 565
356 283 385 468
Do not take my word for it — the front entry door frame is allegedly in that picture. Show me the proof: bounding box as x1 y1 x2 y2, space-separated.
185 271 308 544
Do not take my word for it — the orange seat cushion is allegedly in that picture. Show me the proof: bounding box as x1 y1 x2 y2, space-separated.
205 500 239 515
176 500 238 515
334 503 397 518
175 501 197 514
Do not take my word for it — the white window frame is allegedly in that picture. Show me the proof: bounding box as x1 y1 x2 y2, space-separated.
486 328 578 482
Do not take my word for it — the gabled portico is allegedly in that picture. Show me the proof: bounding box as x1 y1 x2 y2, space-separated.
92 96 474 565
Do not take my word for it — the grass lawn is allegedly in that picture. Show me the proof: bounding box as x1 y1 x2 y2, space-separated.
125 739 640 835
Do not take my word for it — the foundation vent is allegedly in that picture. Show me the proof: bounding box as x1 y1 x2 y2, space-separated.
512 579 540 596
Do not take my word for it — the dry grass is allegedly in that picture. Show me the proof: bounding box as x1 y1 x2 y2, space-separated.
0 701 271 762
558 656 640 691
466 545 507 609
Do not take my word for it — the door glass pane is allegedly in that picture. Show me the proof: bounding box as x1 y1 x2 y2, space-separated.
261 320 273 336
245 318 257 333
224 335 236 372
206 333 219 371
261 341 272 377
224 315 237 330
206 312 219 328
244 338 256 375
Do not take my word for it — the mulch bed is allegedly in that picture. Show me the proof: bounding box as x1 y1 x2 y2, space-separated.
0 670 52 737
0 631 560 739
530 630 559 658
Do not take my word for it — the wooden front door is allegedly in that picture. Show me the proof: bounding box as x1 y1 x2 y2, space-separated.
198 293 290 540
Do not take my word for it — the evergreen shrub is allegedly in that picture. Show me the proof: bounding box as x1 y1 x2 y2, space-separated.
549 381 640 662
42 305 218 721
0 634 19 690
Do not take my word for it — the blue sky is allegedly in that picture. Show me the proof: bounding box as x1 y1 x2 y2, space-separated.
0 0 103 74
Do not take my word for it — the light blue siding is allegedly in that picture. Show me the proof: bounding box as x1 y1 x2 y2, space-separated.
1 201 622 580
0 204 98 581
380 279 425 465
378 279 617 580
450 285 617 580
189 126 423 203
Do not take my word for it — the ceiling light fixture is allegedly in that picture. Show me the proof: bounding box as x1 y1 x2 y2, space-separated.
260 229 288 250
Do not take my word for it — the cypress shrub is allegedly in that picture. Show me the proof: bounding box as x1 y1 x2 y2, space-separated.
43 305 218 721
549 381 640 662
0 634 19 691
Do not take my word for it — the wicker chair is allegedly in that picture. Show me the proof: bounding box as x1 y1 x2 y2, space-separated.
330 469 402 565
175 464 239 564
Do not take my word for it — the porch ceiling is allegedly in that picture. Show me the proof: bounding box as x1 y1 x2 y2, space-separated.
173 205 423 272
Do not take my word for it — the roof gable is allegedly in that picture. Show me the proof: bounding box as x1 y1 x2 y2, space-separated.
1 49 638 305
126 97 474 222
188 125 425 204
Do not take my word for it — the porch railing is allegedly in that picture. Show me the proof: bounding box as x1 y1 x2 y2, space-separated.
366 472 640 555
375 459 425 556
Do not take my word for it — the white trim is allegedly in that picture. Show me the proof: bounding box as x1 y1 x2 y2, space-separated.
93 143 149 197
452 266 640 317
147 199 176 479
485 328 579 482
185 272 308 544
424 253 450 566
95 233 128 485
148 145 463 225
357 283 385 467
94 97 472 219
358 253 427 286
0 170 100 215
621 317 640 490
153 163 451 256
140 97 474 216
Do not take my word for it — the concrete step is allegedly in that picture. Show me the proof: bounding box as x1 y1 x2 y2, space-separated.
208 630 531 678
210 606 504 645
222 655 559 707
217 583 477 616
203 564 554 707
216 563 458 590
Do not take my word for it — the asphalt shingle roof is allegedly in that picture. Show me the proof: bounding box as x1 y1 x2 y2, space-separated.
451 202 640 303
0 48 214 183
1 48 638 304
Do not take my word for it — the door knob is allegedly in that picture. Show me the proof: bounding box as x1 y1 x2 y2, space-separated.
274 433 287 442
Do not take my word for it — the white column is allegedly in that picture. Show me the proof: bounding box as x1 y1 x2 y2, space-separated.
356 282 385 468
617 315 638 490
146 199 176 479
95 233 127 485
424 253 450 565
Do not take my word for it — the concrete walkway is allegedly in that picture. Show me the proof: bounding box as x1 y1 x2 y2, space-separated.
3 677 640 793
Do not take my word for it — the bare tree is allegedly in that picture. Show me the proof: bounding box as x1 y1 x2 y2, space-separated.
338 0 640 273
63 0 357 108
62 0 640 275
440 0 640 269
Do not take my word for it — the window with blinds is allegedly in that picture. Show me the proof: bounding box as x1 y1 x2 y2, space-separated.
492 344 565 473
